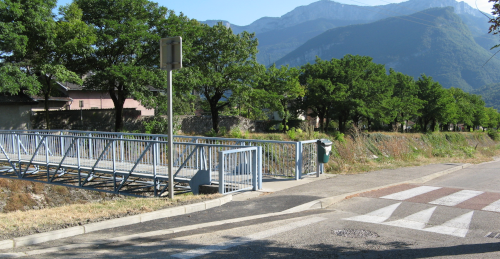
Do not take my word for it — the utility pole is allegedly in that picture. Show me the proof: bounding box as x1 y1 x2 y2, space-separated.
160 37 182 199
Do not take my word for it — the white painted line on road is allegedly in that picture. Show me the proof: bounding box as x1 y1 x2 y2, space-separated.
383 206 437 230
171 217 326 259
429 190 484 207
482 199 500 213
344 202 401 224
381 186 441 201
423 211 474 238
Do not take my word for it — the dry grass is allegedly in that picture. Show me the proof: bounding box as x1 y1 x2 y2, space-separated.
0 193 221 240
325 131 500 175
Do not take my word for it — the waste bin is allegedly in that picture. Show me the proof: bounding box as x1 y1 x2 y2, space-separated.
317 139 333 163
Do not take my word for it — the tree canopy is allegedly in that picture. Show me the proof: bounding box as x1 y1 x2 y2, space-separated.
175 22 259 133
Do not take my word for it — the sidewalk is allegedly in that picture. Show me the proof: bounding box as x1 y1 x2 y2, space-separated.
0 162 472 255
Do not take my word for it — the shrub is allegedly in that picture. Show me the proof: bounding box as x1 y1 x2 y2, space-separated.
287 128 297 141
487 130 500 141
333 132 346 143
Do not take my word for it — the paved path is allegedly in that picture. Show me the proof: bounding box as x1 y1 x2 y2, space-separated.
0 162 478 257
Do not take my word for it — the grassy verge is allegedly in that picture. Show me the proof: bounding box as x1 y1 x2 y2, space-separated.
0 192 220 240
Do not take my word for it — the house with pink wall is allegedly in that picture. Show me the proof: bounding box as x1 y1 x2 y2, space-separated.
52 82 154 116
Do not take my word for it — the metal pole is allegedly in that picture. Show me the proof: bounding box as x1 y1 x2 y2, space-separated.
167 64 174 199
316 143 320 178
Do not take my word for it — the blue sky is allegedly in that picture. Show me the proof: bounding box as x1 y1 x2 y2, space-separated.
56 0 493 26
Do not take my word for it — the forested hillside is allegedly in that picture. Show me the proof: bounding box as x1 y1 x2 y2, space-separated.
277 7 500 92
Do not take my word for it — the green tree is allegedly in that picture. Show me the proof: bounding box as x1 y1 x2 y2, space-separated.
469 94 487 130
448 87 486 131
484 107 500 130
0 64 40 95
257 64 304 132
176 22 259 133
0 0 92 129
416 75 456 132
300 57 347 132
384 69 424 132
329 55 386 132
75 0 190 132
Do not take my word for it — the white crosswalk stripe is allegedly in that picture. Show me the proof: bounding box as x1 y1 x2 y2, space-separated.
344 203 401 224
382 206 436 230
429 190 484 206
482 199 500 212
343 204 474 238
423 211 474 238
381 186 441 200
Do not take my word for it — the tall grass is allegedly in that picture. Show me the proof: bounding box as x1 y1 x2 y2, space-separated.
214 129 500 174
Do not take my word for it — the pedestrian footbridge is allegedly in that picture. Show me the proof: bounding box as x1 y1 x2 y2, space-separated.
0 130 320 197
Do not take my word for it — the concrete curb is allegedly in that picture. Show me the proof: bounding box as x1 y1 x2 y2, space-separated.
0 195 233 250
284 164 472 213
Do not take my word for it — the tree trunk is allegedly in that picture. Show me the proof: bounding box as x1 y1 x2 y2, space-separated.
325 110 330 132
109 88 126 132
282 109 288 133
319 113 325 132
339 115 347 133
44 92 50 130
210 102 219 133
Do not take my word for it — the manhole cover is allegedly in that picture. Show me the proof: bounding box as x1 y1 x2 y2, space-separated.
332 229 379 238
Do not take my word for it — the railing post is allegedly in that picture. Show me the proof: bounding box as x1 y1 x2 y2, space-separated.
218 151 224 194
16 133 21 176
195 139 199 170
112 139 116 192
77 138 81 186
153 138 158 196
45 136 49 181
88 133 93 159
252 148 257 191
60 132 64 157
120 135 124 162
258 146 262 190
295 142 301 180
208 146 212 183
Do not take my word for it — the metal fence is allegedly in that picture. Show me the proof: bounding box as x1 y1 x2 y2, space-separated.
0 131 266 196
0 130 323 194
218 147 262 194
42 130 321 179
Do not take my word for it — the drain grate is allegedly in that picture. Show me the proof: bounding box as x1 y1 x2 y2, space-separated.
332 229 379 239
485 232 500 239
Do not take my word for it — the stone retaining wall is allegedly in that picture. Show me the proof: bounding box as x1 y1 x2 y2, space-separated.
31 111 309 134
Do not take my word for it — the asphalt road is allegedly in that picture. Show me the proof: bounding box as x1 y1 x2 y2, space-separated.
5 161 500 258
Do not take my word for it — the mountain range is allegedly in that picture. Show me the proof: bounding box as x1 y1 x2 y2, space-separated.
276 7 500 91
201 0 500 108
202 0 497 66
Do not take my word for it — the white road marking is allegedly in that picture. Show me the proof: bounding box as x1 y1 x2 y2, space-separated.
482 199 500 212
383 207 437 230
429 190 484 207
423 211 474 238
344 203 401 223
171 217 326 259
381 186 441 200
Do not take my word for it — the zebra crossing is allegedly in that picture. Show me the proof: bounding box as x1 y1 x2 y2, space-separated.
359 184 500 212
343 184 500 237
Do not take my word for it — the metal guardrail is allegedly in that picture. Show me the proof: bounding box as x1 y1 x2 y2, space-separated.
0 131 267 196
